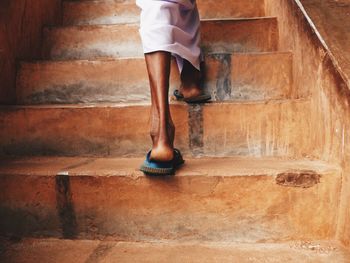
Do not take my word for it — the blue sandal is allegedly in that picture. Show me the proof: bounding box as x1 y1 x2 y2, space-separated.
173 89 211 103
140 148 185 175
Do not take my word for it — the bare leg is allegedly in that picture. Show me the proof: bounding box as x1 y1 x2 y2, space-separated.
145 51 175 162
179 59 203 99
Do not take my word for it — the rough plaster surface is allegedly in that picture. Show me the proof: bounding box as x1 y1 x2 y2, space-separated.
0 157 341 242
1 239 349 263
16 52 293 104
0 0 61 104
0 0 349 256
266 0 350 248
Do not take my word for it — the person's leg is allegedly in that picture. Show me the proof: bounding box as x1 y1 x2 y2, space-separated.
178 59 203 99
145 51 175 162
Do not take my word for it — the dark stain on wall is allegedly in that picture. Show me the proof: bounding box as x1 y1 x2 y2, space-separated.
55 173 78 239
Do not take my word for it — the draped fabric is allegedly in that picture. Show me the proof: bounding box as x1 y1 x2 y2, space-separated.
136 0 201 72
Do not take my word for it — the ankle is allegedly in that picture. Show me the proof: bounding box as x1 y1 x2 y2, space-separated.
151 143 174 162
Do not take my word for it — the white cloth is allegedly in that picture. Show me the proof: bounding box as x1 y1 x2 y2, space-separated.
136 0 201 72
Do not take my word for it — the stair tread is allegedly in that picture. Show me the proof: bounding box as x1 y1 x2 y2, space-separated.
2 98 308 109
0 155 341 242
17 51 293 104
43 17 279 60
21 50 293 63
54 16 278 29
0 99 311 157
62 0 266 25
1 238 349 263
0 156 340 178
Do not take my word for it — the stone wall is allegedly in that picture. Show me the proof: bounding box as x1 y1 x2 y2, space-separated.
0 0 62 104
266 0 350 247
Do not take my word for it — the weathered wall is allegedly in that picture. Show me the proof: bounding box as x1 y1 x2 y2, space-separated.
0 0 62 105
300 0 350 86
323 58 350 248
295 2 350 246
266 0 344 162
266 0 350 247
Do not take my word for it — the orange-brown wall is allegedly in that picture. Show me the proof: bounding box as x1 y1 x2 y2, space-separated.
0 0 62 104
266 0 350 247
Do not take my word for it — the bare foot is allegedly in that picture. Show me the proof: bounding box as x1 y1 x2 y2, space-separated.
150 142 174 162
179 60 203 99
150 108 175 162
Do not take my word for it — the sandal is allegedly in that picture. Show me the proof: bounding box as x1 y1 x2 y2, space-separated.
173 89 211 103
140 148 185 176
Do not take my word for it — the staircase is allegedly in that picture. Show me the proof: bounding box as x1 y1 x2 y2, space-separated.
0 0 349 262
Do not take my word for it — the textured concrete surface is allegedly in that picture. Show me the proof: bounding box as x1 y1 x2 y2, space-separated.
0 0 349 255
266 0 350 248
0 100 312 157
63 0 265 25
0 156 341 241
0 0 61 104
1 239 349 263
42 18 278 60
301 0 350 85
17 52 292 104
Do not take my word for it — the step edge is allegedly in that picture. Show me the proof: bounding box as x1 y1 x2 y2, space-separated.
0 98 310 110
18 51 294 65
0 156 341 178
4 236 346 247
44 16 278 30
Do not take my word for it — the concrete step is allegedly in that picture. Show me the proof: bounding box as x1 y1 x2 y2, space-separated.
62 0 266 26
0 156 341 242
1 238 349 263
17 52 293 104
42 18 279 60
0 100 312 158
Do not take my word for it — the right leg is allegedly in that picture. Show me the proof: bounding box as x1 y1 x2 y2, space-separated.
145 51 175 162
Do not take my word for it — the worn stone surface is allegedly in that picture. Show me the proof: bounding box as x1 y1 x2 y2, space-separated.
202 100 314 157
0 104 188 157
266 0 350 248
62 0 265 26
301 0 350 86
0 100 314 158
0 156 341 241
1 239 350 263
63 0 140 26
0 0 62 104
205 52 293 101
0 0 349 253
42 18 278 60
17 52 292 104
0 157 90 238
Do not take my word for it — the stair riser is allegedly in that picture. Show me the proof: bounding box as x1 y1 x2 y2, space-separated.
0 101 311 158
17 53 293 104
42 18 278 60
0 170 340 242
63 0 266 26
3 239 349 263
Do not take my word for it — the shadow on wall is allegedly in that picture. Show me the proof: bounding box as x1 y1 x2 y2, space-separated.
0 0 62 105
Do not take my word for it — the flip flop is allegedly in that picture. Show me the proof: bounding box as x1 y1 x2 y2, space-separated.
173 89 211 103
140 148 185 176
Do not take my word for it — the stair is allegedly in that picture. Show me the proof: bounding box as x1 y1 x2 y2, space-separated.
1 0 349 261
0 100 311 157
17 52 293 104
0 157 341 241
42 18 278 60
1 239 349 263
62 0 266 25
